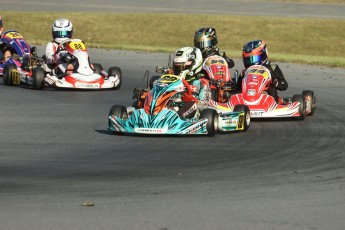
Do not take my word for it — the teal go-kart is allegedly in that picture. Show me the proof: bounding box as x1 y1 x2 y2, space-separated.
108 70 250 136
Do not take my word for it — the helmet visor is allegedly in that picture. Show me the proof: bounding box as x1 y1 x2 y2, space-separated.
243 55 263 68
173 61 193 75
195 40 212 49
53 30 72 39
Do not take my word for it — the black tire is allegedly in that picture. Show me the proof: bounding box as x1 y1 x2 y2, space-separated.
32 67 45 90
3 63 17 86
233 104 250 131
292 94 306 120
108 66 122 90
149 75 161 89
200 109 218 136
302 90 316 116
108 105 128 129
92 63 103 74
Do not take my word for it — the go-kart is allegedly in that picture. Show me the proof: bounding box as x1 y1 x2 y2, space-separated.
42 39 121 90
202 55 237 103
0 30 45 89
108 70 250 136
215 64 316 120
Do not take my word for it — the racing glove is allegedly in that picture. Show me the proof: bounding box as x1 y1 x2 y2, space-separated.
182 78 198 103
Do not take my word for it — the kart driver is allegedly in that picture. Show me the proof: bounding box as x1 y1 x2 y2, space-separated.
172 47 210 119
45 18 74 75
0 16 12 63
237 40 288 104
194 27 235 69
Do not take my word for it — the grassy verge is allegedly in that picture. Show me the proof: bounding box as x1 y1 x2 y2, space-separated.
2 12 345 68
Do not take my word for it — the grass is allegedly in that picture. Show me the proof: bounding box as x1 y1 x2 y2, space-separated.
2 12 345 68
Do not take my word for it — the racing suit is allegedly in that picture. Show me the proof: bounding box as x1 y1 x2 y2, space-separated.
178 73 210 119
236 62 288 103
45 41 70 75
0 40 12 63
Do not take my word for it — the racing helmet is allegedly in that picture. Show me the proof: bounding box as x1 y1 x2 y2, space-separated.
173 47 203 78
194 27 218 57
242 40 268 69
0 16 3 36
52 18 73 43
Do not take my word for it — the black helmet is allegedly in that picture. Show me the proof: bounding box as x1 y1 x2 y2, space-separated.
194 27 218 57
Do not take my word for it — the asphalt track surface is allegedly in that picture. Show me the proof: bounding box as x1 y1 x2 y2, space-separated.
1 1 345 230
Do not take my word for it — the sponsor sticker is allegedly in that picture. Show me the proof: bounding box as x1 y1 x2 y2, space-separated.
76 83 100 88
135 128 168 134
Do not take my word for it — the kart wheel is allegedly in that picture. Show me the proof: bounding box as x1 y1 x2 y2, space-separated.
92 63 103 73
108 67 122 90
292 94 306 120
3 63 17 86
302 90 316 116
149 75 161 89
200 109 218 137
108 105 128 128
33 67 45 90
233 104 250 131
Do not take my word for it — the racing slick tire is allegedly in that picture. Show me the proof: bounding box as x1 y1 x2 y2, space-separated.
108 105 128 130
200 109 218 137
108 67 122 90
3 63 17 86
149 75 161 89
233 104 251 131
33 67 45 90
92 63 103 73
302 90 316 116
292 94 306 120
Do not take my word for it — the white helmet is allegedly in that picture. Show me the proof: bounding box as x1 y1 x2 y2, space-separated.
173 47 203 76
52 18 73 43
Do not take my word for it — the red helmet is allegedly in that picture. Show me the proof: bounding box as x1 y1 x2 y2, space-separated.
242 40 268 69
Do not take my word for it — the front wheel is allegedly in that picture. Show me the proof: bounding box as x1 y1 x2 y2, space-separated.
200 109 218 136
33 67 45 90
302 90 316 116
149 75 161 89
108 105 128 129
108 67 122 90
233 104 250 131
3 63 17 86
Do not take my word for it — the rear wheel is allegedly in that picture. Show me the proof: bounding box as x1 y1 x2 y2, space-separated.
200 109 218 136
33 67 45 90
302 90 316 116
92 63 103 73
3 63 17 86
108 67 122 90
108 105 128 129
292 94 306 120
233 104 250 131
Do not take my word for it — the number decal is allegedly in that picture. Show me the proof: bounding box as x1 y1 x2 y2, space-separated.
74 43 83 50
237 113 244 130
11 70 21 85
160 74 179 83
6 32 24 39
69 41 86 50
